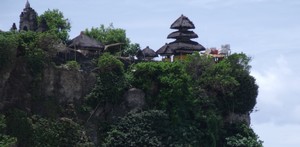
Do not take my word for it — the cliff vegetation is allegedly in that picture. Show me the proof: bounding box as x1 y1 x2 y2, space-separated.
0 9 262 147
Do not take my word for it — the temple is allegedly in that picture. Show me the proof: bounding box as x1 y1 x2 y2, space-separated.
10 2 232 64
19 0 38 31
157 15 206 61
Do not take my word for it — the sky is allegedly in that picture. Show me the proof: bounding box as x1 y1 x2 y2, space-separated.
1 0 300 146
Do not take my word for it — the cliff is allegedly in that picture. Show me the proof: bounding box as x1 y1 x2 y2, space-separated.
0 57 96 114
0 32 261 146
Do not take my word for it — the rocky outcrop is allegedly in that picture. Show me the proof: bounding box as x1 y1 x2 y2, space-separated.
92 88 146 121
86 88 146 145
0 60 96 113
42 66 96 103
0 59 33 111
123 88 146 112
225 112 251 125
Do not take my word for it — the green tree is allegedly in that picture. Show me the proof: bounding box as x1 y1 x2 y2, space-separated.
0 115 17 147
35 32 61 57
103 110 207 146
38 9 71 42
85 53 128 115
185 52 215 81
17 30 38 51
25 48 45 76
103 110 169 146
225 123 263 147
4 109 92 147
85 24 139 56
64 60 80 70
85 24 128 46
131 61 192 122
6 109 34 146
0 32 18 72
189 53 258 114
31 116 92 146
222 53 258 113
122 43 140 57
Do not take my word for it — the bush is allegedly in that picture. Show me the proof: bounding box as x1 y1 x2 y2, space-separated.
97 53 124 75
0 33 18 72
65 60 80 70
31 116 92 146
225 123 263 147
25 48 45 76
103 110 208 146
192 53 258 114
102 110 169 146
0 115 17 147
6 109 34 146
86 53 128 108
131 62 191 122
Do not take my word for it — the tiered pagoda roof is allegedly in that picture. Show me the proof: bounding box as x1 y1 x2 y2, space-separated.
157 15 205 56
167 30 198 39
170 15 195 29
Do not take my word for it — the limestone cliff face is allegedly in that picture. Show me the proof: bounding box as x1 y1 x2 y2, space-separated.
0 59 32 110
42 66 96 103
0 59 96 112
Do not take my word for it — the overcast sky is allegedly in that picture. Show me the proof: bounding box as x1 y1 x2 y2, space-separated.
1 0 300 146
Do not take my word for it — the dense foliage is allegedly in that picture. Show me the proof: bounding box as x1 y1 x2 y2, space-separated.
0 8 262 147
131 61 191 122
85 24 129 47
4 109 92 146
0 115 17 147
31 116 92 146
102 110 170 146
103 110 220 146
193 53 258 114
86 53 128 109
225 123 263 147
85 24 139 56
64 60 81 70
87 53 260 146
38 9 71 42
0 32 18 72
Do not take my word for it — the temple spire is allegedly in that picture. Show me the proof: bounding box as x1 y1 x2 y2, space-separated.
25 0 30 8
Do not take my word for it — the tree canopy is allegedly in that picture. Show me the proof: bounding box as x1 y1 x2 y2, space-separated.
0 32 18 72
38 9 71 42
85 24 139 56
0 7 262 147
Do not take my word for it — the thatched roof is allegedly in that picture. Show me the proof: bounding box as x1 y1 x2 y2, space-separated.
142 46 158 57
156 43 174 56
69 32 104 50
167 30 198 39
170 15 195 30
54 43 70 53
168 40 205 54
136 49 144 60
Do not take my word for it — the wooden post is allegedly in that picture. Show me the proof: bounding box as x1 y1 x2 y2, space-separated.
75 45 77 61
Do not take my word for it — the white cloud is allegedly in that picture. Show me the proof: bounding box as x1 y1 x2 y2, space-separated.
252 122 300 147
251 55 300 146
251 56 295 106
2 1 300 146
184 0 281 9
